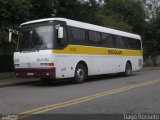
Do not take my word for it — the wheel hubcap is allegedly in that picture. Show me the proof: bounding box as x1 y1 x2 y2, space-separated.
76 68 84 80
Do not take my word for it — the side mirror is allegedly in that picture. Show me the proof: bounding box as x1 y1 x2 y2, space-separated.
58 27 63 39
9 29 19 42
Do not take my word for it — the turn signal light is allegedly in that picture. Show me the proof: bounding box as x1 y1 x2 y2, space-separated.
48 63 54 67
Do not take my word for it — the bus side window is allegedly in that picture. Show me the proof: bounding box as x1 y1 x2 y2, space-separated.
123 37 128 49
135 39 141 50
69 27 86 45
115 35 124 49
102 33 114 48
128 38 135 50
67 26 72 44
88 30 101 46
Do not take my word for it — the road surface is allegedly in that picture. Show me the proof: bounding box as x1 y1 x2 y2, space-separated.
0 69 160 120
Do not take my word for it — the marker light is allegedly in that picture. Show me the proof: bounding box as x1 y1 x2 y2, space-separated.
48 63 54 67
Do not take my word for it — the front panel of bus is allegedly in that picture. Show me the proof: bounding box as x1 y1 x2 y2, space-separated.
14 20 66 79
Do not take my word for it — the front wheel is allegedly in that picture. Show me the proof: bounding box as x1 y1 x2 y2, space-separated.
74 64 87 83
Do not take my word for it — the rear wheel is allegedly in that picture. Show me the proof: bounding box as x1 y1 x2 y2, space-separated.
74 64 87 83
124 62 132 76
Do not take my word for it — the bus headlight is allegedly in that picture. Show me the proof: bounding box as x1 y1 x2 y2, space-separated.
40 63 48 66
14 64 20 67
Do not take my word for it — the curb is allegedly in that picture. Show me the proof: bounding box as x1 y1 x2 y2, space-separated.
0 72 15 80
141 66 160 71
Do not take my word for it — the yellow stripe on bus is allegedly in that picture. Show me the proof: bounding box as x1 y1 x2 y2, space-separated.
52 45 143 56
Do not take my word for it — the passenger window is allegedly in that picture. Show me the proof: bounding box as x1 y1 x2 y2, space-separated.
123 37 128 49
69 27 86 44
102 33 114 47
115 36 124 48
128 38 135 49
135 39 141 50
88 31 101 45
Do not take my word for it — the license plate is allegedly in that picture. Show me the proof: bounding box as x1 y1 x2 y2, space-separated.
27 73 34 76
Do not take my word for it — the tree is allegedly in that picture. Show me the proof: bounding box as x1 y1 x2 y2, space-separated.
0 0 31 43
28 0 55 19
103 0 146 34
52 0 132 31
53 0 80 19
144 12 160 66
0 0 31 27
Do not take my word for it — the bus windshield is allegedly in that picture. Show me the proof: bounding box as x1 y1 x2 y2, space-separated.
18 25 53 51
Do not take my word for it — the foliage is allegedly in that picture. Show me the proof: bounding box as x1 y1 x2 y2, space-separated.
143 12 160 65
0 0 32 43
0 0 159 63
0 0 146 43
103 0 146 34
0 0 31 26
52 0 132 31
28 0 55 19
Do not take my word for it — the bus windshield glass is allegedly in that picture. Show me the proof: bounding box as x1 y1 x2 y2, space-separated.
18 25 53 51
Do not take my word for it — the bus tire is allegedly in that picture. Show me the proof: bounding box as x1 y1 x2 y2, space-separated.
74 64 87 83
124 62 132 76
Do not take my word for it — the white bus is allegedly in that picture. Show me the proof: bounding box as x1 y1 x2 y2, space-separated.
10 18 143 83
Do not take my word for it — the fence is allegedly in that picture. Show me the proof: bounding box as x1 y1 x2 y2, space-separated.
143 55 160 66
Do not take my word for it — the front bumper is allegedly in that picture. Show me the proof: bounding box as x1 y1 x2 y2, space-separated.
15 67 55 78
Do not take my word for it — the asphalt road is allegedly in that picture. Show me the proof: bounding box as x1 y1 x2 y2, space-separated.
0 69 160 120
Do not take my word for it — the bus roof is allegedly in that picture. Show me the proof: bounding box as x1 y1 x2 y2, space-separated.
21 18 141 39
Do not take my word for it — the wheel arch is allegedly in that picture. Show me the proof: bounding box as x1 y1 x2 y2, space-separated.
126 60 132 70
76 60 88 75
